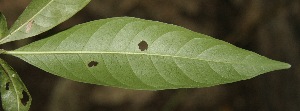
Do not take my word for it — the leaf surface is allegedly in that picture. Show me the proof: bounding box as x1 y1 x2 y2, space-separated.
6 17 291 90
0 58 31 111
0 13 8 38
0 0 91 44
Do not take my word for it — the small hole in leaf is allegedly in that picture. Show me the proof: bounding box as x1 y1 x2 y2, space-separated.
21 90 29 106
138 40 148 51
5 82 10 90
88 61 98 67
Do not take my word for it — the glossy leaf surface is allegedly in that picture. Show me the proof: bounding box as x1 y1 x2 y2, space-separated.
0 58 31 111
6 17 291 90
0 0 91 44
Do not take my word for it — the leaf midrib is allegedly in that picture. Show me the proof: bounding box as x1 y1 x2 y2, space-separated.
6 51 244 65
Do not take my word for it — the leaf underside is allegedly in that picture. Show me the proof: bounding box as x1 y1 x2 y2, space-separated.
0 58 31 111
0 13 8 38
7 17 291 90
0 0 91 44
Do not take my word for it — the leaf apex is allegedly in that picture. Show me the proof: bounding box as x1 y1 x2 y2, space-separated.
280 62 291 69
267 61 291 71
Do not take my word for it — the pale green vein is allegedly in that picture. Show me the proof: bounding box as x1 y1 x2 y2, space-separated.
4 51 226 63
4 50 286 67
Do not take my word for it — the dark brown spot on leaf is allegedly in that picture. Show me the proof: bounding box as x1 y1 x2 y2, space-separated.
138 40 148 51
88 61 98 67
5 82 9 90
21 90 29 106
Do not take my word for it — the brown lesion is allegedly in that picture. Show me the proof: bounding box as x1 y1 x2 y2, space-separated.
25 20 34 33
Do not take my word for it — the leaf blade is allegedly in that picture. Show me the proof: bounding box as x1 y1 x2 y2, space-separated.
0 58 32 111
6 17 291 90
0 12 8 38
0 0 91 44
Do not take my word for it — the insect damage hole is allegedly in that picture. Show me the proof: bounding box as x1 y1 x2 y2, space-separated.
5 82 10 90
88 61 98 67
138 40 148 51
21 90 29 106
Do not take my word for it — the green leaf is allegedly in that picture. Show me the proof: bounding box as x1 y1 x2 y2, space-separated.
0 0 91 45
5 17 291 90
0 58 32 111
0 12 8 38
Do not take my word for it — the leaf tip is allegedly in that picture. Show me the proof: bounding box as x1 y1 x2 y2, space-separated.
269 61 291 71
281 62 291 69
